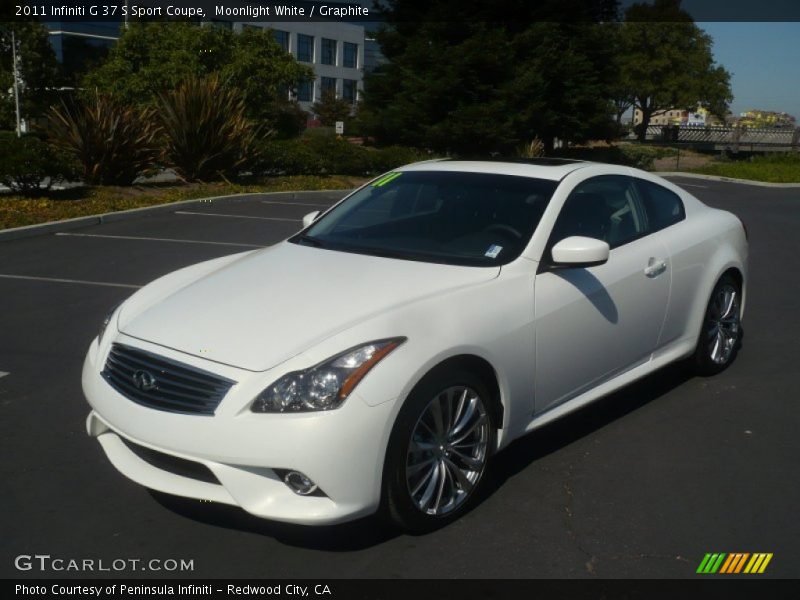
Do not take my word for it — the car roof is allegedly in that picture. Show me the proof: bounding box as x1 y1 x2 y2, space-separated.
399 159 594 181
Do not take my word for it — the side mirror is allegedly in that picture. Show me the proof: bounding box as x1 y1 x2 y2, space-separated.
551 236 610 267
302 210 321 228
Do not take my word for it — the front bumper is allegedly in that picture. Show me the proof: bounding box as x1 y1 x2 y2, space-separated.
82 335 396 525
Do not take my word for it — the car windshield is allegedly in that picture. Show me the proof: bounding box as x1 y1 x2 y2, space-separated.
292 170 558 266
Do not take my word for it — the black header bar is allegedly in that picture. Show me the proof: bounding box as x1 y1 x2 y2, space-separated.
4 0 800 23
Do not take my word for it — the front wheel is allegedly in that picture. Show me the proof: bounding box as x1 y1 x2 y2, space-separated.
384 369 495 533
692 274 742 375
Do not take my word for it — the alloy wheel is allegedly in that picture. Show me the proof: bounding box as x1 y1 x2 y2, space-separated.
707 283 741 365
405 386 490 516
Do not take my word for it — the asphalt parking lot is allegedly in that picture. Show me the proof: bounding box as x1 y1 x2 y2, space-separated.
1 178 798 579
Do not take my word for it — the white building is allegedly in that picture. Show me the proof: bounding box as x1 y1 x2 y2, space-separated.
234 21 365 111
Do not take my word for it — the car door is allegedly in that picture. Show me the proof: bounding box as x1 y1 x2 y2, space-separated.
533 175 671 414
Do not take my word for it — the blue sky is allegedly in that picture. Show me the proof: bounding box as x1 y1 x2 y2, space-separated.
699 22 800 119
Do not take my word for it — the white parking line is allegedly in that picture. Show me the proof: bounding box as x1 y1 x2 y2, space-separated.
0 371 8 379
0 274 141 289
261 200 333 208
174 211 300 222
677 183 709 188
55 232 265 248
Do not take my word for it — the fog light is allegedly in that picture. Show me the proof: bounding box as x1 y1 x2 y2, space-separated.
283 470 318 496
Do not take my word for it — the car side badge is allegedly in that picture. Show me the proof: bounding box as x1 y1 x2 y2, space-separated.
485 244 503 258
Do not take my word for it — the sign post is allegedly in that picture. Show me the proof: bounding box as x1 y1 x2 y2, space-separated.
11 29 22 138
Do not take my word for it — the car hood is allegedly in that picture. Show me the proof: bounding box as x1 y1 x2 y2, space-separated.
120 242 499 371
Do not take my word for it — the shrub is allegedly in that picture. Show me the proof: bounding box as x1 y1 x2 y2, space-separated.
553 144 678 170
252 135 426 177
157 75 266 182
323 137 373 174
255 140 325 176
367 146 427 173
253 135 363 176
45 94 161 185
269 101 308 139
0 132 77 196
619 144 677 169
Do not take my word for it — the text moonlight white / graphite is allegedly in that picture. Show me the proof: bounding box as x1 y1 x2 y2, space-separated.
215 5 370 18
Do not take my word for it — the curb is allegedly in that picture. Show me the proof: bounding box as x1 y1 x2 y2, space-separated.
658 172 800 188
0 189 352 242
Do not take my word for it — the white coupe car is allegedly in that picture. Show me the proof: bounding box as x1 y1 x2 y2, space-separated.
83 160 747 532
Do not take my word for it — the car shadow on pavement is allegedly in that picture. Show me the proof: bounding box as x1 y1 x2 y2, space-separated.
149 490 400 551
484 361 695 494
150 361 694 549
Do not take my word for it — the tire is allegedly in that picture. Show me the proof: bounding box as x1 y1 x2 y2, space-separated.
692 273 743 375
384 368 496 533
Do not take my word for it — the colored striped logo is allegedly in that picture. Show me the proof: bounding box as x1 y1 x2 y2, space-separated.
696 553 773 574
372 172 403 187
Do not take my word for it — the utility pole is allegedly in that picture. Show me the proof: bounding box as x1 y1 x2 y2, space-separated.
11 28 22 138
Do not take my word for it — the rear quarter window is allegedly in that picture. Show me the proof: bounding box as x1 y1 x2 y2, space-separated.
636 179 686 232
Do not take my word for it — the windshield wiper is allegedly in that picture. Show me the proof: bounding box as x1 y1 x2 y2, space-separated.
296 234 326 248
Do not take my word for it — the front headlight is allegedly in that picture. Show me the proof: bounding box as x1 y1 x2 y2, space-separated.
98 302 123 342
251 338 406 413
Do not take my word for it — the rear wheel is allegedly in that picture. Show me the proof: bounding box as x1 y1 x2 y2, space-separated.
692 274 742 375
384 369 495 533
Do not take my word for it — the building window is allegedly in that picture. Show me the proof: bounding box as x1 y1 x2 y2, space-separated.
297 79 312 102
297 34 314 62
321 77 337 97
342 79 357 104
321 38 337 66
343 42 358 68
272 30 289 52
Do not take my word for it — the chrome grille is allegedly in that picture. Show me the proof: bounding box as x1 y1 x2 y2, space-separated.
102 343 235 415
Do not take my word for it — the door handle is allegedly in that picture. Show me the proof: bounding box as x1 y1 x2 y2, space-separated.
644 257 667 278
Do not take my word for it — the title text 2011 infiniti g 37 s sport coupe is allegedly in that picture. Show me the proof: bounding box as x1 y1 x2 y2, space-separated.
83 160 747 532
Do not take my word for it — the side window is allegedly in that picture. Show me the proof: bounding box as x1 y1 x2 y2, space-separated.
636 179 685 232
549 175 649 251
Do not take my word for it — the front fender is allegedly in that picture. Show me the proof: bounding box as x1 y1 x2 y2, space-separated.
299 262 537 451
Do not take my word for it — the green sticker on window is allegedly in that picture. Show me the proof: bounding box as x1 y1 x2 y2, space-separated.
372 172 403 187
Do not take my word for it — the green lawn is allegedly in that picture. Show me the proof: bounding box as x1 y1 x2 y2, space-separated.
0 175 365 231
690 153 800 183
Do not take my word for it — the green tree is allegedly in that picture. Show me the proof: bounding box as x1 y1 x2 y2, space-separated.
311 90 353 126
83 23 312 130
361 1 619 154
603 24 636 131
504 22 618 151
617 0 732 140
0 22 62 130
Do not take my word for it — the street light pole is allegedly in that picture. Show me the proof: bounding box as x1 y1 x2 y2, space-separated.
11 28 22 138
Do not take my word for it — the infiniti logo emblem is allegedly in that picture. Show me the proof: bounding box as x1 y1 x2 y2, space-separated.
132 370 157 391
